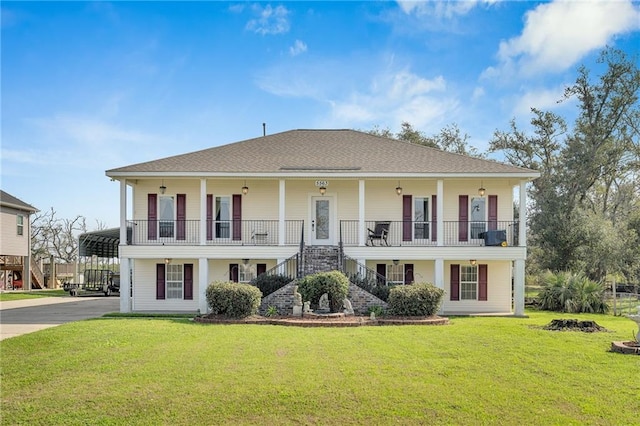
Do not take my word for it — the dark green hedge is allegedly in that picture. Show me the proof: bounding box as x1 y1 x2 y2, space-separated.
205 281 262 318
387 283 444 316
297 271 350 312
251 274 293 297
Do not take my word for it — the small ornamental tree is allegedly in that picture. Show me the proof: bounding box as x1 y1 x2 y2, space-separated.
297 271 350 312
206 281 262 318
387 283 444 316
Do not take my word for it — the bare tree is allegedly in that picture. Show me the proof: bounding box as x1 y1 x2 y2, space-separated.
31 208 87 264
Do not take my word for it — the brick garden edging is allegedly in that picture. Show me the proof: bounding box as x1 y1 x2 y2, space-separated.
194 315 449 327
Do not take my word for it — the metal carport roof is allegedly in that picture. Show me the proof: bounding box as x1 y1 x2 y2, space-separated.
78 227 130 258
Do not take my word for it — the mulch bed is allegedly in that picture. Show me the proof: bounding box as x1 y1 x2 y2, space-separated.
194 314 449 327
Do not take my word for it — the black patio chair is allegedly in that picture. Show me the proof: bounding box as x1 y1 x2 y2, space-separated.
367 221 390 246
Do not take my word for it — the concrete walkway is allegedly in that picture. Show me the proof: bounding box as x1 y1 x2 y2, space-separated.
0 296 120 341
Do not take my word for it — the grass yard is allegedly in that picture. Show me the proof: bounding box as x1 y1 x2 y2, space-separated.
1 311 639 425
0 289 68 301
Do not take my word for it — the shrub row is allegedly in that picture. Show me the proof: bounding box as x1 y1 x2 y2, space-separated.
205 281 262 318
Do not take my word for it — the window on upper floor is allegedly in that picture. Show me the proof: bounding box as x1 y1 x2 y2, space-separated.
16 215 24 236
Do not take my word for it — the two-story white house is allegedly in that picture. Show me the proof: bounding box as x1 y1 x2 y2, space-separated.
106 129 539 316
0 190 39 290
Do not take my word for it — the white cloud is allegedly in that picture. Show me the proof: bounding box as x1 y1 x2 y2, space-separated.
246 4 290 35
490 0 640 78
512 86 567 117
397 0 498 18
289 39 307 56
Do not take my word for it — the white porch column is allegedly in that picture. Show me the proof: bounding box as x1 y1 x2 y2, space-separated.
519 180 527 247
437 179 444 247
199 257 209 314
514 259 525 316
200 178 207 245
435 258 445 314
119 180 131 312
279 179 286 246
358 180 365 246
119 258 131 313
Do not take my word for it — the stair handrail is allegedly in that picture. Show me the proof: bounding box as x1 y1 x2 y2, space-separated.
30 256 45 289
340 253 388 293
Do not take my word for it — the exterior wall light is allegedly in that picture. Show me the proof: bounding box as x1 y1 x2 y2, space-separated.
470 259 477 266
319 186 327 195
242 181 249 195
160 180 167 194
478 181 485 197
396 182 402 196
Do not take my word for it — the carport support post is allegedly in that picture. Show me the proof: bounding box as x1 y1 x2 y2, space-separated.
119 258 131 313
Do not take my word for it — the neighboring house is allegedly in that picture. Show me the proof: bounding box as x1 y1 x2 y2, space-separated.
106 129 539 315
0 190 39 290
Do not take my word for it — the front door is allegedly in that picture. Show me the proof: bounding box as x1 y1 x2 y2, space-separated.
311 196 333 245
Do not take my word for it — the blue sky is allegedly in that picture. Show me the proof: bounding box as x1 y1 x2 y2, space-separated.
2 1 639 229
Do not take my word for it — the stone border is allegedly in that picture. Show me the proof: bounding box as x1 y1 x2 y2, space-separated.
194 315 449 327
610 341 640 355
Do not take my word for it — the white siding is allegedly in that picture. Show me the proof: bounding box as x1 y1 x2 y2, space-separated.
132 259 199 312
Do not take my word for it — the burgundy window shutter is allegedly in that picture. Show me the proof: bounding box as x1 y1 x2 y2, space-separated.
257 263 267 276
431 194 437 242
183 263 193 300
450 264 460 301
232 194 242 241
404 263 414 284
229 263 238 282
156 263 165 300
148 194 158 240
478 264 488 301
177 194 186 240
206 195 213 240
488 195 498 231
376 263 386 285
402 195 412 241
458 195 469 242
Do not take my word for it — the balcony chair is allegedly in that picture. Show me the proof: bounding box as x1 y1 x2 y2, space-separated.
367 221 390 246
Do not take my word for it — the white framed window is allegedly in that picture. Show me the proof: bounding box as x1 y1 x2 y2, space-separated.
159 196 175 238
460 265 478 300
414 197 430 239
166 264 183 299
387 264 405 285
16 215 24 236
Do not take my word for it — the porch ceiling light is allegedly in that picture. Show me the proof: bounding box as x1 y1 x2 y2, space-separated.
160 180 167 195
395 182 402 196
164 258 172 264
319 186 327 195
393 259 399 266
470 259 477 266
242 181 249 195
242 258 250 265
478 181 485 197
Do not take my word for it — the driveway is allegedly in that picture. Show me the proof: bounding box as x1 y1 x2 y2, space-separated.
0 295 120 341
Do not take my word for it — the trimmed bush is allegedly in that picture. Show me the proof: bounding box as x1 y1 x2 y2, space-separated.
206 281 262 318
297 271 350 312
537 271 609 314
387 283 444 317
251 274 293 297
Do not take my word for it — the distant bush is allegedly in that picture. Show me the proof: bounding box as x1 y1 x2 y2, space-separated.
251 274 293 297
387 283 444 317
297 271 350 312
206 281 262 318
537 271 609 314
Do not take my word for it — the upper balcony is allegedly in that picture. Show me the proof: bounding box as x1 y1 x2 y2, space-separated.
125 219 519 247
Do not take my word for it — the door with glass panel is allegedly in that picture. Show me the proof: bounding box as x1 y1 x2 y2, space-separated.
311 196 333 245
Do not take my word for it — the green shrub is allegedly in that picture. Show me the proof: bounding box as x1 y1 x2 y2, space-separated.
297 271 350 312
537 271 609 314
206 281 262 318
251 274 293 297
387 283 444 316
370 284 393 302
366 305 387 317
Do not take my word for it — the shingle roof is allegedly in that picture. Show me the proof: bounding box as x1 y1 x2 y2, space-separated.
0 190 38 213
106 129 539 177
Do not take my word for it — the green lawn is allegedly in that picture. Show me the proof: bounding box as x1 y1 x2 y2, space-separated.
1 311 638 425
0 289 68 301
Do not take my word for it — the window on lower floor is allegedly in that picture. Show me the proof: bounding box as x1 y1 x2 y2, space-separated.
387 264 405 285
166 264 183 299
460 265 478 300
